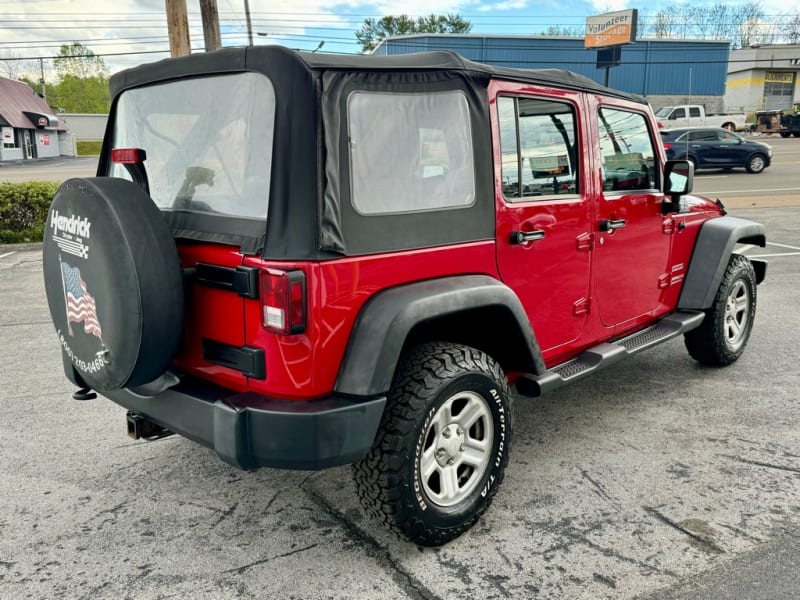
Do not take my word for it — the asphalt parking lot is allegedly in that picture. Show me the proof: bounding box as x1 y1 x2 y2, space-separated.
1 206 798 599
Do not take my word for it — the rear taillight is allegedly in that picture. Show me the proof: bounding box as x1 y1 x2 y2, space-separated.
111 147 147 163
259 268 306 335
662 143 672 150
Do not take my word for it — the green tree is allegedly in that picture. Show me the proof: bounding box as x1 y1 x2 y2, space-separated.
48 43 110 113
48 75 110 113
356 13 472 53
53 42 108 79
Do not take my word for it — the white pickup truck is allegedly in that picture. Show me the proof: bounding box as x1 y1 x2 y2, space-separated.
654 104 748 131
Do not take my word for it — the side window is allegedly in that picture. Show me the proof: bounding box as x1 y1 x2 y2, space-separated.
689 107 702 118
598 107 658 192
498 96 580 200
347 91 476 215
686 130 715 141
672 108 686 119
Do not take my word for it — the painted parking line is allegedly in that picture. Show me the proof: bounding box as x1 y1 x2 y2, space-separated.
765 241 800 251
0 251 16 259
746 252 800 258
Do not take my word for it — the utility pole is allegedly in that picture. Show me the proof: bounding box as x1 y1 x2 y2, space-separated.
200 0 222 51
244 0 254 46
165 0 191 57
39 57 47 103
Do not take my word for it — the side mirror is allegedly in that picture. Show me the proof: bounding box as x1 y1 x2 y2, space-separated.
662 160 694 214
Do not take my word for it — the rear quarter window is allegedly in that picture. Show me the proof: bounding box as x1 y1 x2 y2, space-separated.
347 91 476 215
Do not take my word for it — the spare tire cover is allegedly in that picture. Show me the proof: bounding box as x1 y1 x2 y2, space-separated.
43 177 184 392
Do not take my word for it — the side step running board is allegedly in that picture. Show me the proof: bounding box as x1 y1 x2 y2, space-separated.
516 311 705 397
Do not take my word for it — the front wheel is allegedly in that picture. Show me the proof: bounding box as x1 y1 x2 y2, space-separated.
352 343 512 546
746 153 767 173
684 254 757 366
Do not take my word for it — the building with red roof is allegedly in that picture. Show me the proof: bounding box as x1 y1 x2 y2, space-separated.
0 76 68 161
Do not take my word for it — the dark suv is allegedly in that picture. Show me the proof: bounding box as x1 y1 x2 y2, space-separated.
43 46 767 546
660 126 772 173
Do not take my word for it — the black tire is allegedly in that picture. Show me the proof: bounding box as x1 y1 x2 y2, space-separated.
722 122 735 132
352 342 512 546
780 132 791 138
43 177 184 392
745 153 767 173
684 254 756 366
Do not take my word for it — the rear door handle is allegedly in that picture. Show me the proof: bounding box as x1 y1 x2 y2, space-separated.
510 229 546 244
599 219 626 232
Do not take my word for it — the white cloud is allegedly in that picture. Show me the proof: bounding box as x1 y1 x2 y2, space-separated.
476 0 527 11
589 0 630 13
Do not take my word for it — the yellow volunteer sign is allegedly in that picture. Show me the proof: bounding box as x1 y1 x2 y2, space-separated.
765 71 793 84
585 9 638 48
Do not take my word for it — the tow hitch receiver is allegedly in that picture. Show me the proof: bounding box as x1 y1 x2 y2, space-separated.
126 411 173 440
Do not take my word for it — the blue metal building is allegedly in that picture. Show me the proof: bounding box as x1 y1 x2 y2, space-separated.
372 35 730 98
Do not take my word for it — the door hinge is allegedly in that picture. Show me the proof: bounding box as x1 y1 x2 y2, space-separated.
576 232 593 251
573 297 591 316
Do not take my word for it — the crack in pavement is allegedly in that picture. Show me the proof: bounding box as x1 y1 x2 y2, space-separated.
580 468 619 508
643 507 724 554
528 517 675 576
224 543 320 574
722 455 800 475
301 481 444 600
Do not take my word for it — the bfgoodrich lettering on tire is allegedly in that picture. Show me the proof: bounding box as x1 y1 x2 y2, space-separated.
684 254 756 366
352 342 512 546
42 177 184 392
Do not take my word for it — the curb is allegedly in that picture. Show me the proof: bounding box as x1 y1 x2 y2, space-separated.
0 242 43 253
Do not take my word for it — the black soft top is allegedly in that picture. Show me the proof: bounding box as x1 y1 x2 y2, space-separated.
104 46 646 258
110 45 645 103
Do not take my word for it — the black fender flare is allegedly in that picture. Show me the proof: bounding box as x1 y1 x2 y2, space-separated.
334 275 545 397
678 216 766 310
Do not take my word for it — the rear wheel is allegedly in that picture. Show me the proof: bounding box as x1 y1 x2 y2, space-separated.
684 254 756 366
780 132 792 138
745 153 767 173
352 342 512 546
722 122 735 132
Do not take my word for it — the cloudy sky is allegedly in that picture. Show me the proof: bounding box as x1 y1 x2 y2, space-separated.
0 0 792 78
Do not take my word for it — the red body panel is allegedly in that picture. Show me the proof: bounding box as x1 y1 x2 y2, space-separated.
489 82 593 361
170 81 722 400
173 242 248 392
240 243 498 400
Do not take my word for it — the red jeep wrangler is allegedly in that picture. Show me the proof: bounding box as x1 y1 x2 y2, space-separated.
43 47 767 546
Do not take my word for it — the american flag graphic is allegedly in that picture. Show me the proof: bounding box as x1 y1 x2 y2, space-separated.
61 262 103 339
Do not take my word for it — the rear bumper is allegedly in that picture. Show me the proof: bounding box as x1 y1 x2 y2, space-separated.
103 374 386 470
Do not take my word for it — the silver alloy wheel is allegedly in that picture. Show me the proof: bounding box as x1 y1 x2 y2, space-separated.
419 391 494 508
748 155 765 172
724 279 750 351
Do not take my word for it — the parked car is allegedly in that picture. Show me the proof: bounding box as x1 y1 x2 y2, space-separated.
654 104 747 131
661 127 772 173
42 47 767 546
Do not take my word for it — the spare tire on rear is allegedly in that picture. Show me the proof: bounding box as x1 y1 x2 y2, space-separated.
43 177 184 392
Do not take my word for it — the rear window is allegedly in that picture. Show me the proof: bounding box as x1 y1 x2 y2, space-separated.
109 73 275 220
347 91 476 215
